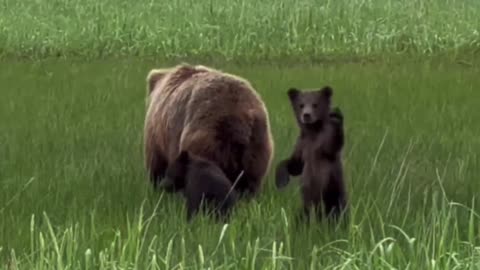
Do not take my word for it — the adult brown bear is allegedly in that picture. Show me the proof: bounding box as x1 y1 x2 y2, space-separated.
144 63 274 198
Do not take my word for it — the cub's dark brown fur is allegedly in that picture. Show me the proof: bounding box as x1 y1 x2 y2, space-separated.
276 86 347 221
165 150 238 222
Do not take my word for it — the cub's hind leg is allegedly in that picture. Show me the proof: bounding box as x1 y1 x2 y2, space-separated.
322 166 347 223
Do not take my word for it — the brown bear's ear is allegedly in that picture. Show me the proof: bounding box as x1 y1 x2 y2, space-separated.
178 150 190 164
320 86 333 99
146 68 170 95
287 88 300 101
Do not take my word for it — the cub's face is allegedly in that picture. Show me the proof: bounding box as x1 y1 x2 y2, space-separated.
287 86 332 125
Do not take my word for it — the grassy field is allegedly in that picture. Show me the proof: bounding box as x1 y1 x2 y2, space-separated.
1 0 480 269
0 0 480 60
1 59 480 269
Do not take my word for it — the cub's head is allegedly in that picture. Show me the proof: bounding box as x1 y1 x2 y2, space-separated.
287 86 333 127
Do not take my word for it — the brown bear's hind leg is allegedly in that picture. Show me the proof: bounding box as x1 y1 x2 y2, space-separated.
145 141 168 191
237 115 273 198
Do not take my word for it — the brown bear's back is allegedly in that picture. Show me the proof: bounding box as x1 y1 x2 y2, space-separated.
146 65 269 181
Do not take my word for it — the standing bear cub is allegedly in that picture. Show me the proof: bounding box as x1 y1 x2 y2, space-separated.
144 63 274 201
275 86 347 222
164 150 238 222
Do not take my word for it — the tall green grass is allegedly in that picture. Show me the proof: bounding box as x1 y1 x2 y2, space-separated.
1 0 480 60
1 59 479 269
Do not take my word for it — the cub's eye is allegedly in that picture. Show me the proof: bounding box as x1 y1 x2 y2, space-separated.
299 104 304 109
312 103 318 108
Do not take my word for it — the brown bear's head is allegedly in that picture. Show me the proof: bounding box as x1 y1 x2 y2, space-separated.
287 86 333 128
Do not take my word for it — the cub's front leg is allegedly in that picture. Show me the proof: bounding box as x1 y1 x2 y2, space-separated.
323 107 345 157
275 138 304 188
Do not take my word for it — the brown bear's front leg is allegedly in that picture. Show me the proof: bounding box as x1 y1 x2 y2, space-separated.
186 192 203 222
234 172 260 199
215 191 237 222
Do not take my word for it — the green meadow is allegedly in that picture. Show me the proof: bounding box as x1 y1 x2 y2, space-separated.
1 0 480 269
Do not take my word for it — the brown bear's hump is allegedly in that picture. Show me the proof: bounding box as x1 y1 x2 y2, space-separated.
191 72 261 107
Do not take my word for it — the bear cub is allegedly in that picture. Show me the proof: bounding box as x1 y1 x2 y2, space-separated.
164 150 238 222
275 86 347 222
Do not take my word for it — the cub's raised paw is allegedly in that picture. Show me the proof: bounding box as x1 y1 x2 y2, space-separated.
329 107 344 123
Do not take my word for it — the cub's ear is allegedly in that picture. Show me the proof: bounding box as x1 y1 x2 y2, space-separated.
178 150 190 164
320 86 333 99
146 68 170 95
287 87 301 101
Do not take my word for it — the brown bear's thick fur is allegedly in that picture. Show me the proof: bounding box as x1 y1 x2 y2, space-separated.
275 86 347 222
144 63 274 197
